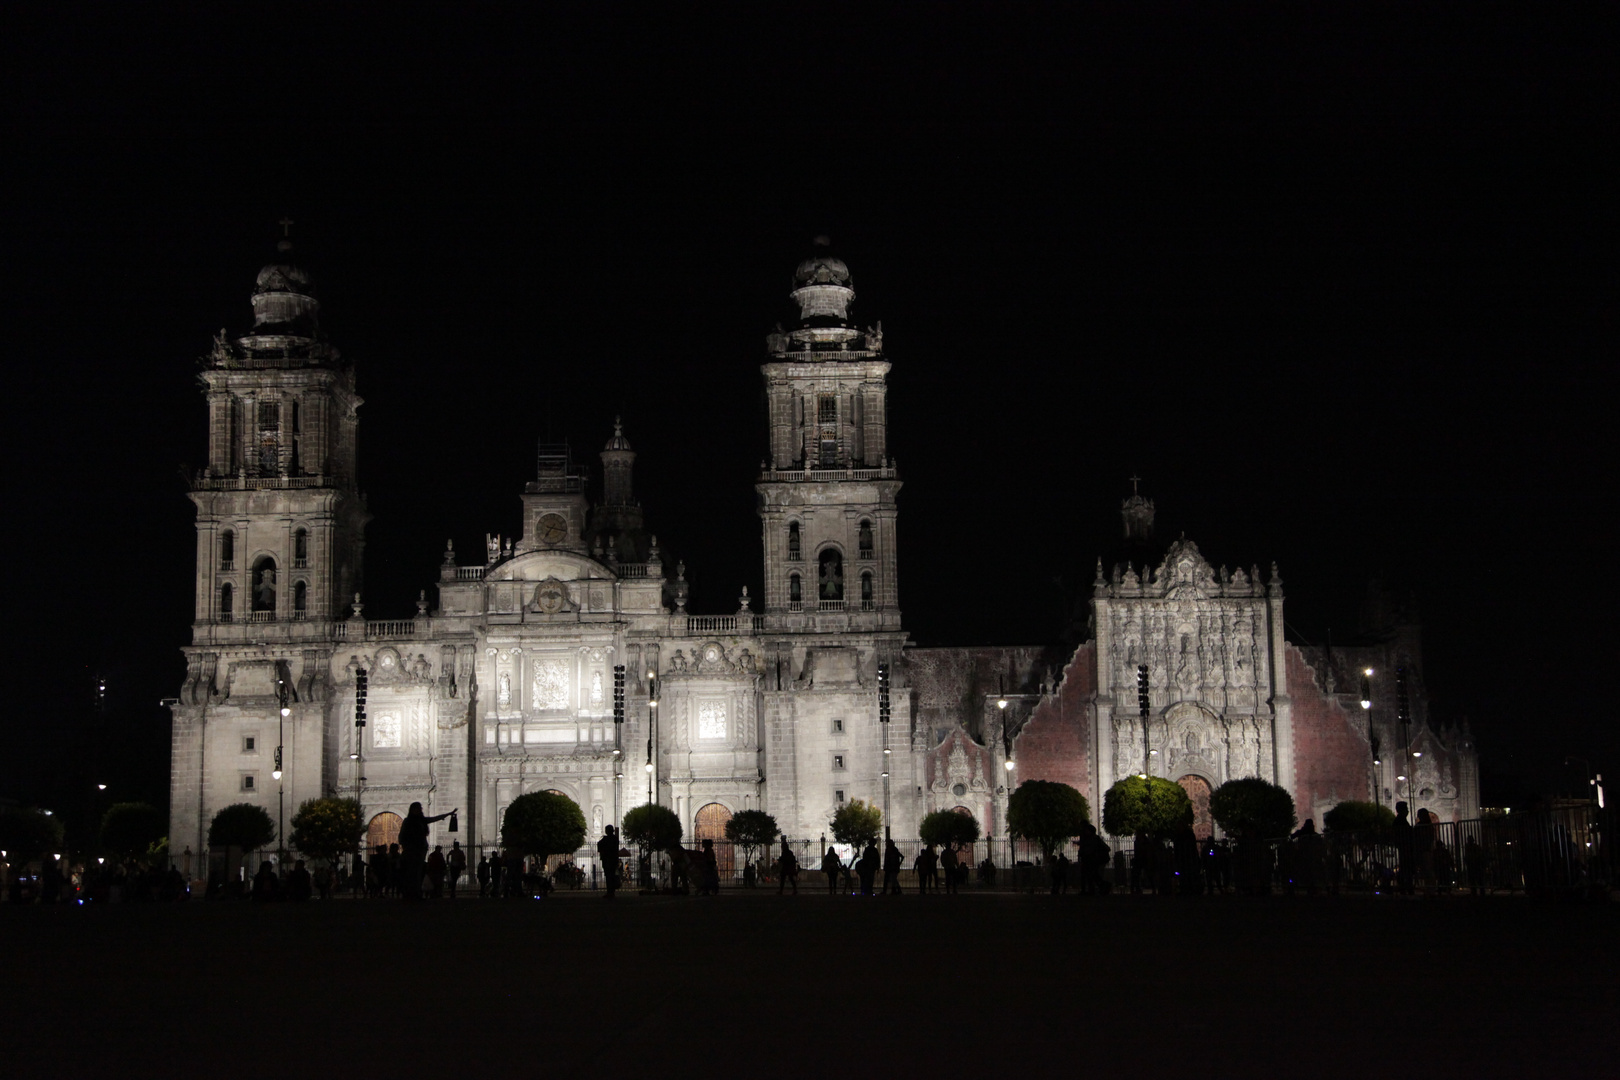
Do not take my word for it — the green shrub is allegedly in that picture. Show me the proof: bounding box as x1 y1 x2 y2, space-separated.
501 791 587 860
100 802 167 859
919 809 982 850
724 809 779 867
289 797 365 864
1209 777 1296 839
1008 780 1091 860
207 803 276 852
620 802 683 851
1101 776 1192 838
1322 800 1394 836
829 799 884 849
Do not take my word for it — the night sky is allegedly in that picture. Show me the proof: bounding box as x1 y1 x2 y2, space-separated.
4 9 1613 824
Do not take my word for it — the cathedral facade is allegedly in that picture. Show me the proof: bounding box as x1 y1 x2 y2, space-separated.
168 238 1479 865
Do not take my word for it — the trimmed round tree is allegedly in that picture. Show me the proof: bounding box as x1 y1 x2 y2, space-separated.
620 802 683 852
829 798 884 849
0 806 64 862
1101 776 1192 839
289 796 365 866
208 803 276 853
1321 799 1394 836
501 791 587 864
723 809 779 869
100 801 167 861
1210 777 1296 839
919 808 982 851
1007 780 1090 861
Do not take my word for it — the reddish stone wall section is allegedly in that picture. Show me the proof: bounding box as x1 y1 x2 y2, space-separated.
1011 643 1095 803
1286 645 1373 823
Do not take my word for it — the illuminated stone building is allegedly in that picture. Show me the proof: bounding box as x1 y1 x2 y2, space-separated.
168 237 1478 867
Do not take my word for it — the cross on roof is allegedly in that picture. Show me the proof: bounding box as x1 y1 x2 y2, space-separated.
279 216 294 238
1129 473 1142 495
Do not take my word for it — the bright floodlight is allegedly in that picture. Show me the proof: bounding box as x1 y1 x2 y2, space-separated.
1360 699 1371 710
272 769 282 780
996 698 1008 710
97 784 107 791
1413 751 1423 758
1364 667 1374 677
1004 760 1015 771
281 707 291 717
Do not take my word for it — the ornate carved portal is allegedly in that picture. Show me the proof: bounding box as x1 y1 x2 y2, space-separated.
366 811 403 852
1178 775 1214 841
694 802 735 879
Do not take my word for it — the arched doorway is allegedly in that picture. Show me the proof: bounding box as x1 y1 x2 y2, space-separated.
367 811 402 853
1178 775 1214 841
694 803 734 881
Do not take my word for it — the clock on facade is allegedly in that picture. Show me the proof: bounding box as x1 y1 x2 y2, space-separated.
537 513 568 544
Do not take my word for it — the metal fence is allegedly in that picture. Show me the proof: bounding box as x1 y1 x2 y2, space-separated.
156 803 1612 899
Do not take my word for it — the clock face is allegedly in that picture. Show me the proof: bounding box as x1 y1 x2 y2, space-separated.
538 514 568 544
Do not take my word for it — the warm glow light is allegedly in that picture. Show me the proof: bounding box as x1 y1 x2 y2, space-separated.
97 857 104 865
1137 773 1147 780
272 769 282 780
649 699 658 708
349 752 358 760
996 698 1008 710
1149 749 1159 756
1004 760 1015 771
883 747 891 754
646 671 655 680
1373 758 1382 765
1360 700 1371 710
612 748 622 756
881 770 889 778
97 784 107 791
281 707 291 717
1413 751 1422 758
645 762 654 773
1364 667 1374 677
1397 774 1406 781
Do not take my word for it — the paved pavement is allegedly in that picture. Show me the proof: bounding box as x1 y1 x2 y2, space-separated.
4 891 1613 1076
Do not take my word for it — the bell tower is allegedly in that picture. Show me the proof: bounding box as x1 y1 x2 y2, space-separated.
188 229 369 635
757 238 901 632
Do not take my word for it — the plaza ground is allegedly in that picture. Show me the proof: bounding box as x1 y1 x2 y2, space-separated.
4 891 1613 1076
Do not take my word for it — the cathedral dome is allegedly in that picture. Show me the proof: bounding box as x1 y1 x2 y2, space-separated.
788 236 859 343
248 245 321 338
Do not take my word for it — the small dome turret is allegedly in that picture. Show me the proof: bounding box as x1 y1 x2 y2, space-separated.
787 236 862 349
235 224 328 358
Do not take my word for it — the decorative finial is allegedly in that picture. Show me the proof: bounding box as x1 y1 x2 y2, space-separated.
350 593 363 618
277 216 294 253
1129 473 1141 495
416 590 428 616
739 585 752 613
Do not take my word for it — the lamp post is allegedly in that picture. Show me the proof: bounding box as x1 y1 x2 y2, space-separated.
647 672 658 806
878 662 892 838
1361 668 1382 810
274 676 290 869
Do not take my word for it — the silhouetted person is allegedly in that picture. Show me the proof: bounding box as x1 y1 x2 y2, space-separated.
858 841 879 896
883 839 903 895
916 845 937 894
447 841 467 898
597 826 620 899
941 844 959 894
251 860 280 902
776 838 798 894
476 853 491 897
1391 801 1415 895
398 803 457 901
427 845 447 899
821 845 842 895
287 859 313 902
1050 851 1069 895
488 850 504 898
1465 837 1486 896
699 839 721 895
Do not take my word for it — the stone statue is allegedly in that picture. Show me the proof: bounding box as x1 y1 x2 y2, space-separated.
864 320 883 351
497 671 511 707
255 567 277 607
766 323 789 354
670 650 687 672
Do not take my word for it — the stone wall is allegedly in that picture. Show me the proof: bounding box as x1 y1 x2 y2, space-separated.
1009 642 1096 802
1284 645 1374 826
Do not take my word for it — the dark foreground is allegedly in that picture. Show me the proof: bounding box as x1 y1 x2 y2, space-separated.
4 892 1614 1076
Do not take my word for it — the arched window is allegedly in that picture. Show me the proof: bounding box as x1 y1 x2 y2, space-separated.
860 571 874 610
818 549 844 603
219 530 235 569
251 556 277 613
293 580 307 618
787 522 801 561
219 582 233 622
293 528 309 566
789 573 802 608
858 519 873 558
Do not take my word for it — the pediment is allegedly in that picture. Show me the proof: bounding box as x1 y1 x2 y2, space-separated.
487 549 610 583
